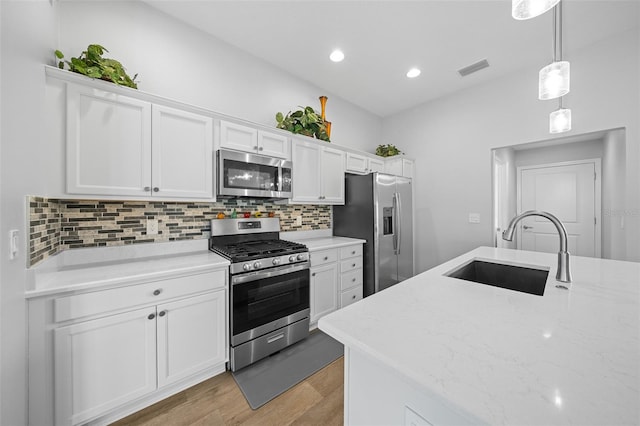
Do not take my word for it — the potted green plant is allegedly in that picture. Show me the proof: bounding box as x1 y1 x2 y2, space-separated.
375 144 403 157
275 106 330 142
55 44 139 89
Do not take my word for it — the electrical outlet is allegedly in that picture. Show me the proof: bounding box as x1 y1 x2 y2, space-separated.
468 213 481 224
296 216 302 226
146 219 159 235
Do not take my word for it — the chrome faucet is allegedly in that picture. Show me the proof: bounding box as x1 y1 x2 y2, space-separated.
502 210 572 284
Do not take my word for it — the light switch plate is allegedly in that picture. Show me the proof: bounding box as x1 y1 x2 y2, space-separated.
9 229 19 260
468 213 481 224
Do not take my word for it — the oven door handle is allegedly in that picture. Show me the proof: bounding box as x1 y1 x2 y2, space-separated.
231 262 310 285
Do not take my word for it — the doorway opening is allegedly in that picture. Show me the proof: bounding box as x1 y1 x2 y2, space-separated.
492 128 626 260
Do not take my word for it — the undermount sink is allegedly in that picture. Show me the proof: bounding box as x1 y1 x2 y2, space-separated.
444 259 549 296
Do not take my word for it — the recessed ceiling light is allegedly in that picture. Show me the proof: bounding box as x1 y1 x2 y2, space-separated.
406 68 421 78
329 50 344 62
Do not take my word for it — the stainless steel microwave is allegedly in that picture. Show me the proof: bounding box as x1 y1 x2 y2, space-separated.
217 149 292 198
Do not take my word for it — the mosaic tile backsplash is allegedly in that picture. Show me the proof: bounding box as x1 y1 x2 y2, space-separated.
28 196 331 267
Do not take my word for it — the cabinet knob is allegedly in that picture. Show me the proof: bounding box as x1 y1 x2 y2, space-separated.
148 313 156 320
324 256 328 261
352 295 356 299
312 272 316 277
254 145 259 150
144 186 151 192
153 289 162 296
352 263 356 267
352 251 356 255
352 278 356 282
153 187 159 192
159 310 167 317
259 147 264 151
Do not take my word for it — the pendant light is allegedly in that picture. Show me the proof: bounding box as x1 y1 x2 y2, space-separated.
550 98 571 133
512 0 560 20
538 2 570 100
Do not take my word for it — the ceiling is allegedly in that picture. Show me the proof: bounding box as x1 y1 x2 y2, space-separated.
145 1 639 117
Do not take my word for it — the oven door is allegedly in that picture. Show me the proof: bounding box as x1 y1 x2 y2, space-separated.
230 262 309 346
217 149 292 198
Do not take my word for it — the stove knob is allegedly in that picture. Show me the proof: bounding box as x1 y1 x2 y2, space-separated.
272 258 281 266
289 255 296 262
243 263 251 271
297 253 306 261
253 261 262 269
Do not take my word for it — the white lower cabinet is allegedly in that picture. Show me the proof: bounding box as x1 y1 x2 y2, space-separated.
30 270 228 426
309 243 363 324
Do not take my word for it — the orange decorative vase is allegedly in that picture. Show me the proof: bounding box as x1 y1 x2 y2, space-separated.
319 96 328 121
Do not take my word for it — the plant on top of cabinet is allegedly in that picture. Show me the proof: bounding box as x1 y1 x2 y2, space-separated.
275 106 330 142
375 144 403 157
55 44 138 89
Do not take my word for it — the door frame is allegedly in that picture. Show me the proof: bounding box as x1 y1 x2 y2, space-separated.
516 158 602 258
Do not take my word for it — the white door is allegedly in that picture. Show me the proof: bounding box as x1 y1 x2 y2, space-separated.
66 83 152 197
518 160 600 257
321 147 345 204
310 263 339 323
54 308 157 426
156 291 226 387
219 121 258 153
258 130 290 159
292 139 322 203
151 105 213 199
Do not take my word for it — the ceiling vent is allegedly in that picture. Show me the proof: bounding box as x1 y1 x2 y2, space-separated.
457 59 490 77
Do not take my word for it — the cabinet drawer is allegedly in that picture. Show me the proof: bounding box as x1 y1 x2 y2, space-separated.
340 244 362 260
341 269 362 291
340 256 363 274
311 249 338 267
54 270 226 323
340 286 363 308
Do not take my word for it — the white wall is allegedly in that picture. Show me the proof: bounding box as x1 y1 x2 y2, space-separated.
0 1 58 424
383 29 640 271
56 0 382 153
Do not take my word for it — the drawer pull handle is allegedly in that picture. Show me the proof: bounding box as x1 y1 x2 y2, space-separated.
159 310 167 317
267 333 285 344
148 313 156 320
153 289 162 296
324 256 328 261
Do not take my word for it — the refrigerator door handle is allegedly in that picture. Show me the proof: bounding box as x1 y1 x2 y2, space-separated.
392 193 398 254
395 192 402 256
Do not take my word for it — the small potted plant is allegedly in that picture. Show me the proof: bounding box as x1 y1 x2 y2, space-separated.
275 106 330 142
375 144 403 157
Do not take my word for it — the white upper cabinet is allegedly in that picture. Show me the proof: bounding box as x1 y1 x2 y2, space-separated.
384 157 414 178
345 152 386 175
291 139 345 204
151 105 213 199
66 83 152 197
220 120 290 159
66 83 214 200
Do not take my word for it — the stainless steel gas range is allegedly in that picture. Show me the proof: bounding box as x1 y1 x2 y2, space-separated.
209 218 310 371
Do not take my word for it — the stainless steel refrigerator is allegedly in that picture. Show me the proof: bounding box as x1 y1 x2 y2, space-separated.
333 173 413 297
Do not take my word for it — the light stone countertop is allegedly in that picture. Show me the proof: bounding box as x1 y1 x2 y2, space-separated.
25 240 229 298
319 246 640 425
287 235 366 251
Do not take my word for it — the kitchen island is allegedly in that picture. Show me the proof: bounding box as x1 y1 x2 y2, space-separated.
319 246 640 425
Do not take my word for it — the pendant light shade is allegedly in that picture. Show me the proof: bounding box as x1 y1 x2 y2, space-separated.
549 107 571 133
512 0 560 20
538 61 570 100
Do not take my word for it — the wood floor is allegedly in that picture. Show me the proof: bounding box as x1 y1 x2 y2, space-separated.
111 357 344 426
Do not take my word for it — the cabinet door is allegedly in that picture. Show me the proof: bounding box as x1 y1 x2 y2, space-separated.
220 121 258 153
402 159 414 178
151 105 213 199
291 139 322 203
54 308 157 426
258 131 290 159
321 147 346 204
384 157 403 176
66 83 152 196
368 157 385 173
157 291 226 387
345 152 368 174
310 263 339 323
